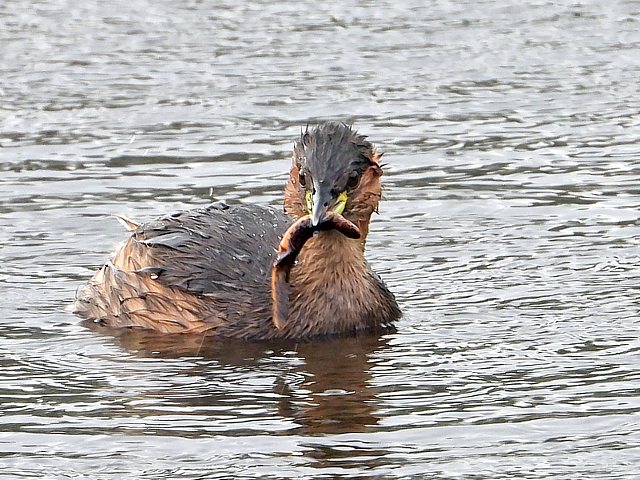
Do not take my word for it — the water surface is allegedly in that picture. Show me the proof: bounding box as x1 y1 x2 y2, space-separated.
1 0 639 478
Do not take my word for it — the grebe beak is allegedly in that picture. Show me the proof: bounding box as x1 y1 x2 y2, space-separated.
311 185 331 227
310 184 348 227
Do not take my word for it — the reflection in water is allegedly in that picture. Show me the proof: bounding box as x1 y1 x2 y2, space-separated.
275 337 385 436
85 321 387 437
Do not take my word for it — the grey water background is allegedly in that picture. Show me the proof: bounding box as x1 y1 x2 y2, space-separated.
1 0 639 478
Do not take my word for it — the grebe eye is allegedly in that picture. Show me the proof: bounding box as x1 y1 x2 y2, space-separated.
347 171 359 189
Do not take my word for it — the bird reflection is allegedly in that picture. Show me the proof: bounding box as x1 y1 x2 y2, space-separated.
86 321 390 436
274 335 387 435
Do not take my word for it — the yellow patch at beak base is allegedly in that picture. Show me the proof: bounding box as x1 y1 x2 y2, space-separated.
305 190 313 213
305 190 348 215
333 191 348 215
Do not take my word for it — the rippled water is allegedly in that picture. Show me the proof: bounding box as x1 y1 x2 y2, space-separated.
1 0 639 478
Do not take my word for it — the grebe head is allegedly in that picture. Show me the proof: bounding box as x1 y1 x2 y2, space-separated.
284 122 384 239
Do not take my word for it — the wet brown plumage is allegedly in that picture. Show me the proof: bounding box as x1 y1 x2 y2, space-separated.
73 122 401 340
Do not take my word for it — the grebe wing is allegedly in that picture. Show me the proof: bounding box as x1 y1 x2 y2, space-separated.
114 202 290 298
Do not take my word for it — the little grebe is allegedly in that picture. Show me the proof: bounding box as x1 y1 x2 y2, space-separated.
73 122 401 340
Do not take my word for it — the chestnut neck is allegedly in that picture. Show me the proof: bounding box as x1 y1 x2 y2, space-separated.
277 229 384 338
